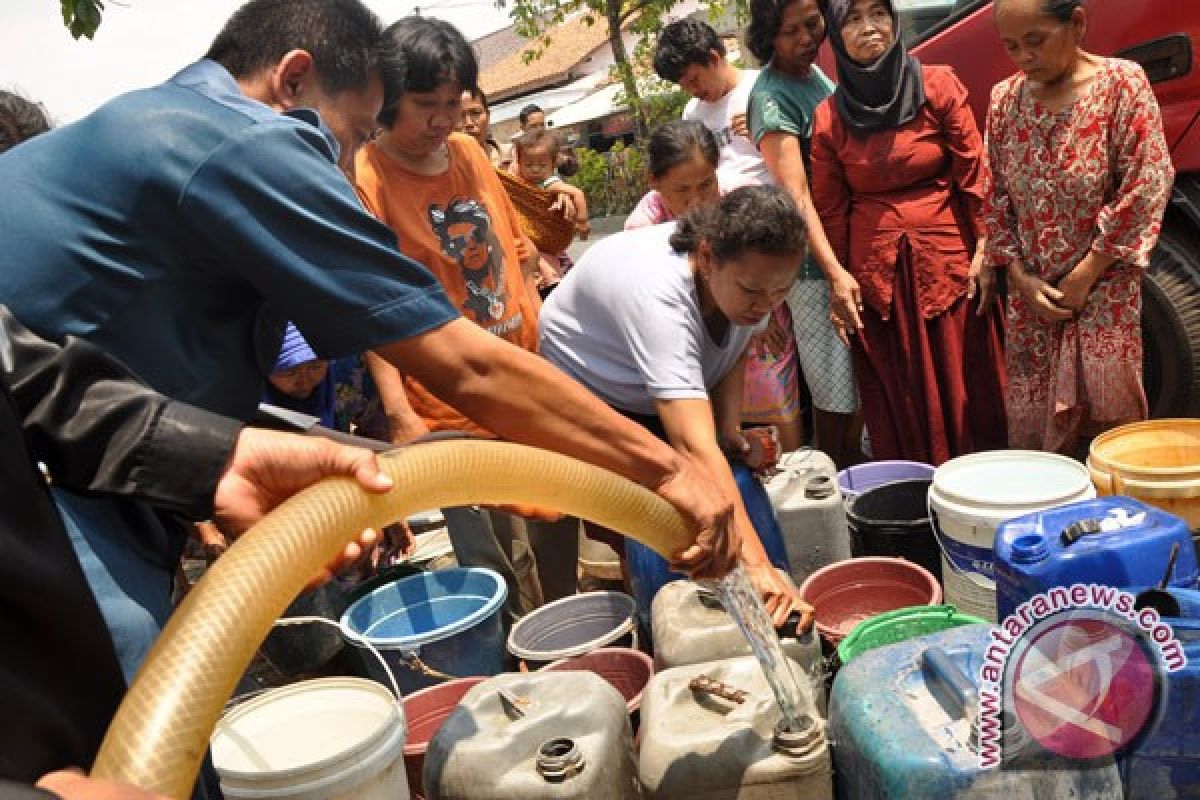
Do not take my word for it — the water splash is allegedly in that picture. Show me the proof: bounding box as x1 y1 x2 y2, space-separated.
705 565 807 731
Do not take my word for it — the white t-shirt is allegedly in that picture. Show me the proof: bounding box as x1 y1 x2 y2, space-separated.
683 69 771 191
539 223 763 416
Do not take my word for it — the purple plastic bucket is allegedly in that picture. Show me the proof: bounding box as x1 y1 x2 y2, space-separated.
838 460 935 502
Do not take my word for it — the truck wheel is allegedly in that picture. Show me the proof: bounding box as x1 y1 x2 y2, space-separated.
1142 223 1200 417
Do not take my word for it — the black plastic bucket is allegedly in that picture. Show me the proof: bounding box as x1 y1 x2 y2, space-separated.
260 581 348 676
847 479 942 583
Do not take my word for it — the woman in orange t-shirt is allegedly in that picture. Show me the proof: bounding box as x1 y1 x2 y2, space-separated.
354 16 579 607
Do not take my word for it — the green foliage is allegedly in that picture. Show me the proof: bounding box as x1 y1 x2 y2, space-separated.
568 140 649 218
60 0 105 40
500 0 737 139
640 88 688 129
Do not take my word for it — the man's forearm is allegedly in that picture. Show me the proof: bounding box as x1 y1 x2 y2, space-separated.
364 350 426 442
377 319 682 490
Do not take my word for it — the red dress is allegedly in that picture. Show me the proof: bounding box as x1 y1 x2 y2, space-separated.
812 65 1008 465
983 59 1174 452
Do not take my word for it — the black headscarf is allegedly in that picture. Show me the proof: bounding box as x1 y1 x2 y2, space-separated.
825 0 926 133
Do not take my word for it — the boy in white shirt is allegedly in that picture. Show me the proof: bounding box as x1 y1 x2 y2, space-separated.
653 18 770 190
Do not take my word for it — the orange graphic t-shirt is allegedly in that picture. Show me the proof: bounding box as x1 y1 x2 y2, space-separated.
355 133 538 435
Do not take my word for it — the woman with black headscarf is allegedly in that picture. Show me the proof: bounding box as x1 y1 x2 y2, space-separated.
809 0 1008 465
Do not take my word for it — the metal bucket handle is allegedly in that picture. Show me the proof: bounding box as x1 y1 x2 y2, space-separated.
926 493 995 591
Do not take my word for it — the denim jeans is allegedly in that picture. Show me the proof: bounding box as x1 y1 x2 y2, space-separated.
55 489 222 799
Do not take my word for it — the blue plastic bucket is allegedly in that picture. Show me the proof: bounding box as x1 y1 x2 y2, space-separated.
626 461 790 640
340 567 507 695
837 460 934 503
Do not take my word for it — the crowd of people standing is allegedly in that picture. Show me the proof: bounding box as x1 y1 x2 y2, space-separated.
650 0 1172 465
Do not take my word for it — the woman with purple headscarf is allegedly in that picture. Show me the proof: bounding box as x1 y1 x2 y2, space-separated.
262 322 338 429
809 0 1008 464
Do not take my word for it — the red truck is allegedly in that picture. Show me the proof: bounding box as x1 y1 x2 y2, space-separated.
825 0 1200 417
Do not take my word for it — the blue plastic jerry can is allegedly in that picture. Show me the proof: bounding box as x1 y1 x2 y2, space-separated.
1122 599 1200 797
994 497 1198 622
828 625 1124 799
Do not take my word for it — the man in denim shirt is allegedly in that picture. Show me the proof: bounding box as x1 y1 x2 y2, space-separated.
0 0 736 709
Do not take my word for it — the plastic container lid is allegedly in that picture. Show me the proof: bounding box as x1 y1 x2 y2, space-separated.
932 450 1094 523
213 678 400 777
837 605 988 665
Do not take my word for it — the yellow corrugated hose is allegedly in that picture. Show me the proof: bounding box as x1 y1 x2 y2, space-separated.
91 440 692 798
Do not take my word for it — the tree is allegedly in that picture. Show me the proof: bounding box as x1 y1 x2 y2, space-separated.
60 0 105 39
503 0 738 141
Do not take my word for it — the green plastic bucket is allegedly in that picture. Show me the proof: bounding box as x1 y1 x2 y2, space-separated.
836 605 987 665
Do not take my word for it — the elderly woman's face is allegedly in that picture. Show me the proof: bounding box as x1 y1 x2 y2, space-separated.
840 0 895 65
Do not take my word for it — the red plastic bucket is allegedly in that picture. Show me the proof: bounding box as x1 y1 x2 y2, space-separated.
542 647 654 714
401 676 487 799
798 557 942 647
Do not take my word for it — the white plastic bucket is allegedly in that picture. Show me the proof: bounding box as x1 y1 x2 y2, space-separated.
211 677 409 799
929 450 1095 622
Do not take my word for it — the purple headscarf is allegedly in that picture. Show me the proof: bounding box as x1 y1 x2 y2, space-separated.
263 322 337 429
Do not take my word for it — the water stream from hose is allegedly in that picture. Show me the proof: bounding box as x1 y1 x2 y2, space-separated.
707 565 808 731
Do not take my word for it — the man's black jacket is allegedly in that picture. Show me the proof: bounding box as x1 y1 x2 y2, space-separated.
0 306 237 786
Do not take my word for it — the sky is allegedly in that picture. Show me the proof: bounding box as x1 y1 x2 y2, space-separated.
1 0 515 123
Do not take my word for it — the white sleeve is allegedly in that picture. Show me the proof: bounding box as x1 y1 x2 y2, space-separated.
620 277 709 400
681 97 700 122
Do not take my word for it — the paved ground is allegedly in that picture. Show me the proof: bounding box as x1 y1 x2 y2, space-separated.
567 214 627 262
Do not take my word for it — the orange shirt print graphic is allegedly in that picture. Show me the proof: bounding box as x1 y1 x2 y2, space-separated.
429 199 508 324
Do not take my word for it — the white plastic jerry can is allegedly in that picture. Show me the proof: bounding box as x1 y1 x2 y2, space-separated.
423 670 641 799
650 581 824 714
638 655 833 800
761 450 851 585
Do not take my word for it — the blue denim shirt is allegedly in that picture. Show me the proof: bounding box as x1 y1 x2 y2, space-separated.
0 60 459 676
0 59 457 420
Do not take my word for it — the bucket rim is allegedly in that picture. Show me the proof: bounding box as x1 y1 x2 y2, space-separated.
836 604 988 663
506 590 636 661
401 676 488 755
797 557 943 641
837 460 935 498
930 450 1094 519
541 646 655 712
213 677 403 787
339 567 507 649
1087 419 1200 478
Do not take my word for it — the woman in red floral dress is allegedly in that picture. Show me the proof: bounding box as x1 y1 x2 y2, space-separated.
982 0 1174 453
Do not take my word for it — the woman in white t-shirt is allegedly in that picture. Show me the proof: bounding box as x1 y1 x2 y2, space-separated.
540 185 809 624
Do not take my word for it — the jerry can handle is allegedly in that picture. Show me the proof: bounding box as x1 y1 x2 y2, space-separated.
921 646 976 720
1060 518 1103 546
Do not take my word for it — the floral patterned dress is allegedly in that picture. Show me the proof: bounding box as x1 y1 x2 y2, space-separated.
983 59 1174 452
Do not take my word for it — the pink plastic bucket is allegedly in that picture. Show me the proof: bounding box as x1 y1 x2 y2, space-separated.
401 676 487 799
798 557 942 646
542 647 655 714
